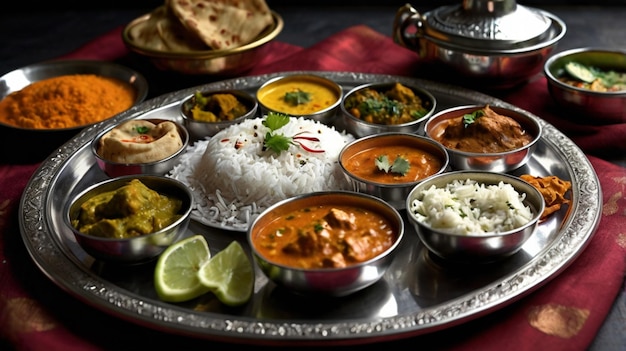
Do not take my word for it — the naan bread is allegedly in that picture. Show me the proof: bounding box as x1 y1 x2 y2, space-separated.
167 0 274 50
98 120 184 164
128 5 209 52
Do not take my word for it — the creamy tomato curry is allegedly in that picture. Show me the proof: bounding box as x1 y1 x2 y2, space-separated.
252 205 397 269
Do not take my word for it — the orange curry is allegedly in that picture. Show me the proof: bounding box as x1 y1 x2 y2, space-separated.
343 144 443 183
252 205 397 269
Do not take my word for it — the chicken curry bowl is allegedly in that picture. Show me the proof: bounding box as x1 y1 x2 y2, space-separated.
248 191 404 296
425 104 542 172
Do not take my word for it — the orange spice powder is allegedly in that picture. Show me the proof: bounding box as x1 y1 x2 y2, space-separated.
0 74 137 129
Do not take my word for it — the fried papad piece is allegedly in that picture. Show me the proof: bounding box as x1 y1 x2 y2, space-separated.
521 174 572 219
167 0 274 50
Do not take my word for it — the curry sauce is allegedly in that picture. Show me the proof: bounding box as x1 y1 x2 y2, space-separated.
252 205 397 269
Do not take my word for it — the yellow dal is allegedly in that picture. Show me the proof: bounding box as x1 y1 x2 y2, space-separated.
257 78 339 115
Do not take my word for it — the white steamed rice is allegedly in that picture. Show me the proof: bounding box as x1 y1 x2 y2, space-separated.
409 178 533 235
168 116 354 230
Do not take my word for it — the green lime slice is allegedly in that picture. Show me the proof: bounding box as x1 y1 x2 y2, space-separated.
197 241 254 307
154 235 212 303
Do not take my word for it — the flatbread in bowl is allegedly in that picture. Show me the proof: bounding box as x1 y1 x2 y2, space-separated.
122 0 282 75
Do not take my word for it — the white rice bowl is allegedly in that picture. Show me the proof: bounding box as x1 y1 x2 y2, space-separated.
168 116 355 231
409 178 533 235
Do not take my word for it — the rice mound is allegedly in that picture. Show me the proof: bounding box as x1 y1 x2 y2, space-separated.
409 178 533 235
169 116 354 230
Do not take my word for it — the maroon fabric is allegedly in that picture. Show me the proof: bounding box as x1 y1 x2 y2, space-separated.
1 24 625 351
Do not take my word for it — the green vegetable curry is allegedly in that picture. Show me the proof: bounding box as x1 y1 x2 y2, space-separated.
72 179 183 239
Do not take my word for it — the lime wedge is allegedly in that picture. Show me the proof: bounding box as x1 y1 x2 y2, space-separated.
565 62 596 83
197 241 254 306
154 235 212 303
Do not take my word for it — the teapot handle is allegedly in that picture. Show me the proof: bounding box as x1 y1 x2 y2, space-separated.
392 3 425 53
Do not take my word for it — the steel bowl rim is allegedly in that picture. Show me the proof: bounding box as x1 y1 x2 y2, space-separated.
256 73 343 117
64 174 194 243
424 104 543 157
338 132 449 188
405 170 545 239
247 190 405 273
544 47 626 97
341 81 437 128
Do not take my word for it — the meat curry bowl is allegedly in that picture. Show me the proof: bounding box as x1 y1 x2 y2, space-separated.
247 191 404 296
406 171 545 262
256 74 343 124
338 132 449 210
340 82 436 137
64 175 193 264
424 104 542 172
92 118 189 178
180 89 258 139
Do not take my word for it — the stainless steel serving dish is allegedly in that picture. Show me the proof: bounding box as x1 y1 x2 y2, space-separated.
393 0 566 88
247 191 404 296
340 81 436 137
406 171 545 262
0 59 148 163
338 132 449 209
424 104 542 172
64 175 193 264
19 71 601 345
92 118 190 177
544 47 626 124
180 89 258 139
122 11 283 76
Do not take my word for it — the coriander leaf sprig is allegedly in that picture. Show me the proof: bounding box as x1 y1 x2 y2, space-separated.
462 109 485 128
375 154 410 176
262 112 325 155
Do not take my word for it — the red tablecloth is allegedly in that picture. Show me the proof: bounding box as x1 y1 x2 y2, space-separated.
1 25 625 351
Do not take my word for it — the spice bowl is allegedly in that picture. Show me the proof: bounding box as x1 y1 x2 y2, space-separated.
248 191 404 296
64 175 193 264
92 118 189 178
180 89 258 139
256 73 343 124
544 47 626 124
340 82 436 138
338 132 449 209
0 59 148 163
424 104 542 172
405 171 545 262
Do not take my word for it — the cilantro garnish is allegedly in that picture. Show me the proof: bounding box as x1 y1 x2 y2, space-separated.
262 112 324 155
134 126 150 134
360 96 403 116
462 109 485 128
284 89 311 106
375 154 410 176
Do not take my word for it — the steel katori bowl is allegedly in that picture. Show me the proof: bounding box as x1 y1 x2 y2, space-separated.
180 89 258 140
405 171 545 262
0 59 148 163
64 175 193 264
393 1 566 89
248 191 404 296
92 118 189 178
340 81 436 137
424 104 542 172
122 11 283 76
338 132 448 210
544 47 626 124
256 73 343 125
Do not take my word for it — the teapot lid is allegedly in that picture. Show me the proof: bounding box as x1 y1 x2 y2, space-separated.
425 0 552 50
